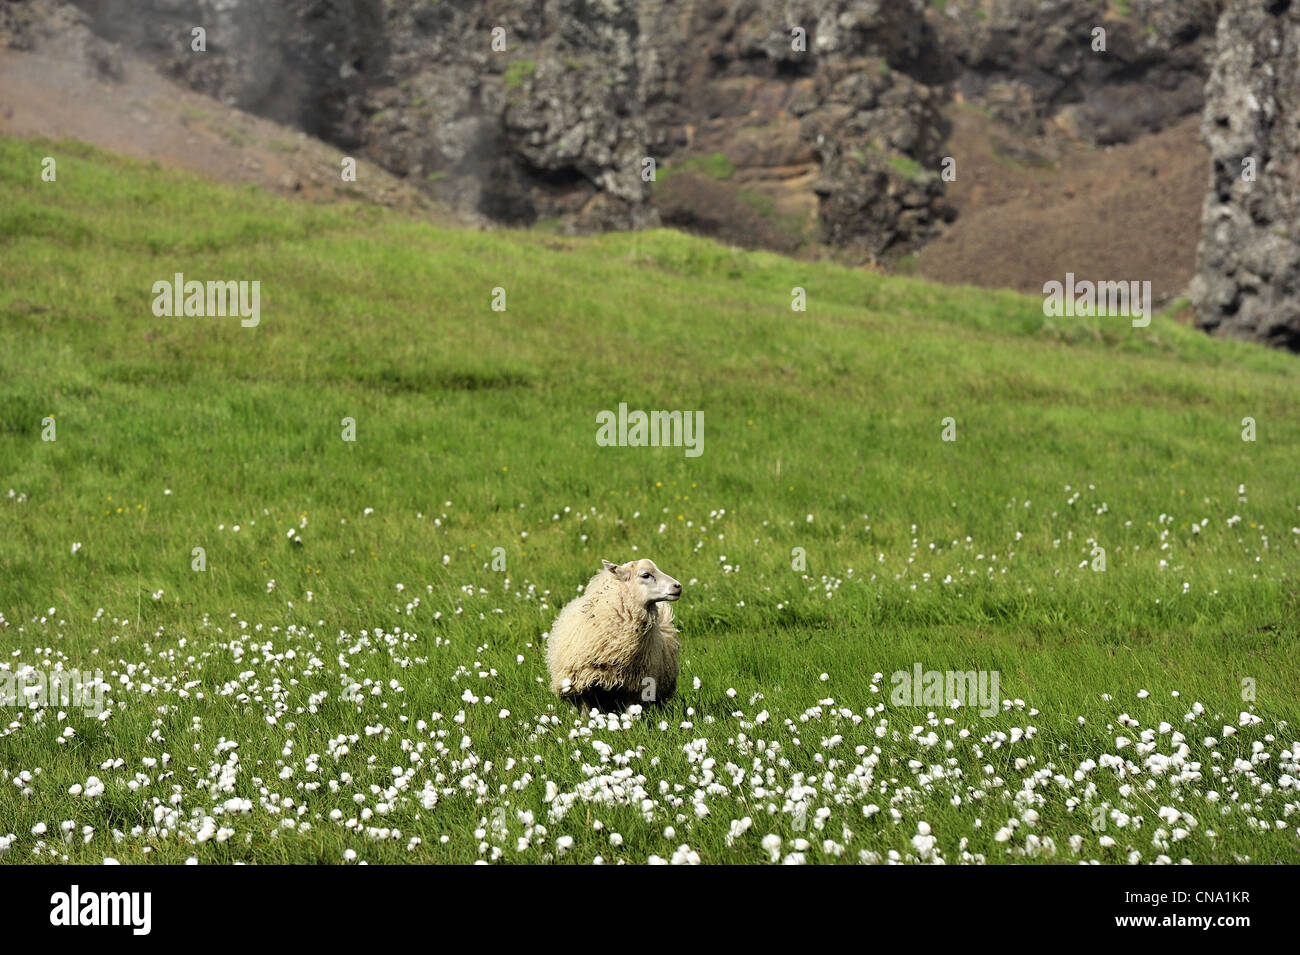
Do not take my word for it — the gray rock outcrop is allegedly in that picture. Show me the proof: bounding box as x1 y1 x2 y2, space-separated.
1190 0 1300 351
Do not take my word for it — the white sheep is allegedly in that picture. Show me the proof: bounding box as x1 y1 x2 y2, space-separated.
545 558 682 711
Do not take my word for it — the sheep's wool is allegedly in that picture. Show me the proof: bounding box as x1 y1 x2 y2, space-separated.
546 568 679 708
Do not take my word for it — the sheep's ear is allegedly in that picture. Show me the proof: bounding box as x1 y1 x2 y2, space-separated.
602 559 631 581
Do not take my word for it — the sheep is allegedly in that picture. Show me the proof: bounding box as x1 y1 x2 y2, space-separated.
545 558 682 711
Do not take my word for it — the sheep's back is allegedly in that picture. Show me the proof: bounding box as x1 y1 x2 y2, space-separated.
545 573 633 694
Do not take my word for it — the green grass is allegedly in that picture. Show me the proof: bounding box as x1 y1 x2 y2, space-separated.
884 154 933 182
1 136 1299 865
503 59 537 90
890 253 921 276
654 152 735 184
852 144 935 183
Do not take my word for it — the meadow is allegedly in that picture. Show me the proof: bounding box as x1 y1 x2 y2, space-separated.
1 136 1298 864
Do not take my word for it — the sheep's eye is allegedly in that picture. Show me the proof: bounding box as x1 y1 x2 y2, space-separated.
641 572 652 579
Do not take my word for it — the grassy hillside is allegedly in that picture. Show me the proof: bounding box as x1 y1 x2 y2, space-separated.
1 136 1298 864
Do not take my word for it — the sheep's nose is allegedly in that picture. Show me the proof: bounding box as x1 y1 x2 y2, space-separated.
671 583 682 593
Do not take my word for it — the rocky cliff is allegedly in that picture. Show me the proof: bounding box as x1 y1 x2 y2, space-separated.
5 0 1297 349
50 0 1217 259
934 0 1222 144
1190 0 1300 350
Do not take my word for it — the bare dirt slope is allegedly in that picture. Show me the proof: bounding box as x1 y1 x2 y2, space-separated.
915 104 1207 308
0 35 437 216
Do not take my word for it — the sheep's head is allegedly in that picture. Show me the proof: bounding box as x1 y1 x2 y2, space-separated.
602 558 682 606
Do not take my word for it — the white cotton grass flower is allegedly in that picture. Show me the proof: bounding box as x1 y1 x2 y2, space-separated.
670 845 701 865
11 541 1295 867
